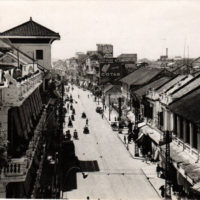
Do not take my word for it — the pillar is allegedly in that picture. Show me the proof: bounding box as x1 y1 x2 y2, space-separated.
0 106 9 148
0 183 7 198
0 69 2 83
177 116 181 138
163 109 168 131
183 119 187 143
197 127 200 151
190 123 194 148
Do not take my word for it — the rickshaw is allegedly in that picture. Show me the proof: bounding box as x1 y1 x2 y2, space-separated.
73 129 78 140
72 108 76 115
82 112 86 119
83 125 89 134
111 122 118 131
68 119 73 128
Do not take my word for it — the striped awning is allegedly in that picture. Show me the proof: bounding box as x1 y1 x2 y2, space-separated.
18 107 28 139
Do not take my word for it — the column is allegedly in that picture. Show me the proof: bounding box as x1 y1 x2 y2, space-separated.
197 127 200 151
0 69 2 83
0 107 9 148
0 183 7 198
163 109 168 131
177 116 181 138
183 119 187 143
190 123 194 148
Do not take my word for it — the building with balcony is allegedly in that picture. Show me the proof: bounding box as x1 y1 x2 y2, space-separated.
0 17 60 198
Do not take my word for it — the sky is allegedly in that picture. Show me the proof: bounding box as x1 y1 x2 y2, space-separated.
0 0 200 60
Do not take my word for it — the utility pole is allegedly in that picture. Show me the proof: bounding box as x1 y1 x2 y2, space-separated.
118 97 122 122
134 102 139 157
164 130 172 199
132 93 139 157
109 93 111 121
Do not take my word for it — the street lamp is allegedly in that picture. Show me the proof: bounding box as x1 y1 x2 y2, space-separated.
108 94 111 121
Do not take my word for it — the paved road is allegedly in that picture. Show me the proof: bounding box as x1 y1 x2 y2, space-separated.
63 85 160 200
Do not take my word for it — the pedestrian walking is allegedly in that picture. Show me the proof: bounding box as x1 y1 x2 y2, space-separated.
124 135 126 144
102 113 104 119
127 143 129 150
88 94 89 98
146 151 151 163
159 185 165 198
156 164 161 177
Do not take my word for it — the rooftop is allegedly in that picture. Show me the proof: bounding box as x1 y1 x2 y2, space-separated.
169 87 200 126
156 75 186 93
0 17 60 38
134 76 171 97
171 74 200 100
120 67 164 86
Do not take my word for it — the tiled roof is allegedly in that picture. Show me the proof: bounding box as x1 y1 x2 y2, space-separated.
156 75 186 93
120 67 164 86
171 75 200 100
134 77 171 97
0 39 12 49
168 87 200 126
0 18 60 38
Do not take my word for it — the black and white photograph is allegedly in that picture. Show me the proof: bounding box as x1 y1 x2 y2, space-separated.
1 0 200 199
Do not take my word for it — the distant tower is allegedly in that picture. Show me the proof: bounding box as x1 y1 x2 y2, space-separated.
166 48 168 58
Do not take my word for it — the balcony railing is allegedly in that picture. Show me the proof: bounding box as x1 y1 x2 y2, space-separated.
2 157 27 177
18 72 43 100
3 71 43 105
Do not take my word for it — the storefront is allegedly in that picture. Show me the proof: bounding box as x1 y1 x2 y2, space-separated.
136 125 161 160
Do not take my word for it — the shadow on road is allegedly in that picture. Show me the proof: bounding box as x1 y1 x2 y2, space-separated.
60 141 99 192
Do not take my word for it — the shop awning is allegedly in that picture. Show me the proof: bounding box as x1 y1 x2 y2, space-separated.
138 122 146 128
18 107 28 138
160 143 193 164
192 182 200 193
140 125 161 144
13 108 24 137
160 141 200 185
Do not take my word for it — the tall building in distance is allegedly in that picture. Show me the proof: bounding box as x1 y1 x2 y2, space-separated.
97 44 113 58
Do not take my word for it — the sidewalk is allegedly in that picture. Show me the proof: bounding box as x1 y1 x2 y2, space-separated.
92 96 178 200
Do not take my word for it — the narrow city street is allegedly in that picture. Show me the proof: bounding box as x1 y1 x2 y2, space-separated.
63 85 160 200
